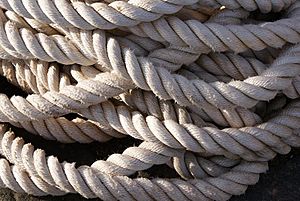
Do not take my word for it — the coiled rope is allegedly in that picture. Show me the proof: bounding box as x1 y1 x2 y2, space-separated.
0 0 299 200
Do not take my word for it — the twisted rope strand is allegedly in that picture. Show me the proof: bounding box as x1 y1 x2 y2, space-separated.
0 59 210 142
72 63 260 129
128 2 300 51
0 0 295 32
207 8 250 25
0 126 256 184
63 29 300 107
120 89 262 128
0 34 299 123
196 0 296 13
79 100 300 162
0 156 268 200
0 0 198 30
0 0 299 200
0 2 299 65
193 52 268 80
0 60 286 174
0 125 269 200
0 0 197 30
0 18 200 68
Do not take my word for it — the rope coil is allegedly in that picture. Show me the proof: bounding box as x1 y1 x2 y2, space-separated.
0 0 299 200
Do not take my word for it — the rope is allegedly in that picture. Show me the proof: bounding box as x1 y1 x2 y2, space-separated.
196 0 296 13
0 37 299 123
0 0 299 200
0 125 270 200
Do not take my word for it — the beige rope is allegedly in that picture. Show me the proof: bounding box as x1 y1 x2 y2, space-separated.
196 0 296 13
128 2 300 50
0 0 300 200
0 0 199 30
0 35 299 123
0 59 262 129
0 125 270 200
0 0 295 30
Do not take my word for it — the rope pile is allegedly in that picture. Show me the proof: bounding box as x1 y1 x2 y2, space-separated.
0 0 299 200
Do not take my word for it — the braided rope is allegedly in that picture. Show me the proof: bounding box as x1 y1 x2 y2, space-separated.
0 0 300 200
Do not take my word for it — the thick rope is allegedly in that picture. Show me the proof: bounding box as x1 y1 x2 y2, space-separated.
0 59 262 129
0 0 295 30
128 2 300 50
0 124 269 200
0 0 299 200
0 35 300 123
196 0 296 13
0 0 199 30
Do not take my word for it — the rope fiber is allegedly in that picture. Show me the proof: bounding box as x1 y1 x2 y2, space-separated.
0 0 300 200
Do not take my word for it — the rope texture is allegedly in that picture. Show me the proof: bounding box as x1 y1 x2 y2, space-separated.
0 0 299 200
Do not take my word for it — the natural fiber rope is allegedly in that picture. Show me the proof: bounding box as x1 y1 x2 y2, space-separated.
0 34 299 123
0 0 300 200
